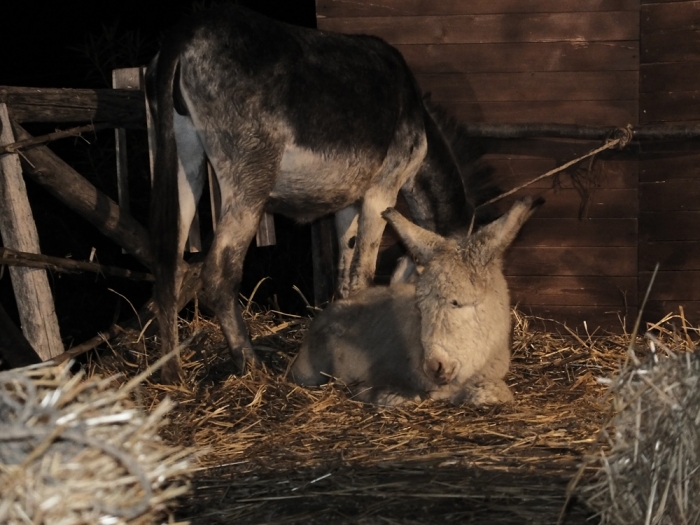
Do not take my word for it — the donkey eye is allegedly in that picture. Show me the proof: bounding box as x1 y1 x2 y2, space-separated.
450 299 462 308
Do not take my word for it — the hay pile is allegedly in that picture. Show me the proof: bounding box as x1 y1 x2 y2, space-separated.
575 316 700 525
96 305 638 524
0 362 195 524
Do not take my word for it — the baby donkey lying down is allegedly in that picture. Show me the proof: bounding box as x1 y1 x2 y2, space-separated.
291 197 541 406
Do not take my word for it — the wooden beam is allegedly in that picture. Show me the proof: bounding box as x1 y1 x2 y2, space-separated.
0 103 64 360
0 85 146 127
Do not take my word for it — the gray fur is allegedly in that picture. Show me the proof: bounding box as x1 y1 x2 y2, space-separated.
147 5 487 380
290 198 541 407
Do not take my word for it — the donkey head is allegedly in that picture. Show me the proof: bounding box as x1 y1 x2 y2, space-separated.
382 197 541 386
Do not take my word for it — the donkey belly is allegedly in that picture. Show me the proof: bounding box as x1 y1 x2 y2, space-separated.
267 144 382 222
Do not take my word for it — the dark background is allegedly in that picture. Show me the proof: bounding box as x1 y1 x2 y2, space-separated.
1 0 318 350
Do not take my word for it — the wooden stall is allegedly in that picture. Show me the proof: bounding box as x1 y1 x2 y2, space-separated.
317 0 700 332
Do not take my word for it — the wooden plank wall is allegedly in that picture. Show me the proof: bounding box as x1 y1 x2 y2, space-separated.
317 0 641 332
639 0 700 325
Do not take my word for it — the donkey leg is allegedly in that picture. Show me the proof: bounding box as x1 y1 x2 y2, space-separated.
346 131 428 297
202 205 263 371
334 204 359 298
159 113 206 382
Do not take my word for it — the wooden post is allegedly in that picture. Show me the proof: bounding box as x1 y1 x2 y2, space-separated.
0 103 64 360
311 216 337 307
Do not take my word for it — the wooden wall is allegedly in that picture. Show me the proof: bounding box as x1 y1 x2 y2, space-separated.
639 0 700 325
317 0 643 332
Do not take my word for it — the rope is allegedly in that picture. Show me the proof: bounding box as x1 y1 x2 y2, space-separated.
476 125 633 210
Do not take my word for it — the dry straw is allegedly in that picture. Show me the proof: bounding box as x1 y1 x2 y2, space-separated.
574 313 700 525
0 361 197 524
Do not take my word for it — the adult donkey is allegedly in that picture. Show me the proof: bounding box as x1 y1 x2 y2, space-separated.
291 198 542 406
147 5 485 381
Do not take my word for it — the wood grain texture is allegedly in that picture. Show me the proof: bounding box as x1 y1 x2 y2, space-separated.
505 247 637 276
640 181 700 212
641 1 700 34
418 71 638 102
641 62 700 93
640 91 700 124
509 275 637 305
319 12 638 44
640 242 700 272
445 99 637 126
317 0 640 17
395 42 639 74
0 86 146 127
515 218 637 246
641 30 700 64
640 212 700 242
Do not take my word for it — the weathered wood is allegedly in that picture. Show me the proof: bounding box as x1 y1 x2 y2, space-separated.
311 216 337 307
113 69 141 223
0 300 41 368
641 30 700 64
505 247 637 276
640 270 700 301
509 275 637 306
256 213 277 247
0 86 146 127
643 301 700 327
317 0 640 17
0 104 64 360
641 63 700 93
487 155 638 190
418 71 638 103
501 188 638 218
640 181 700 212
0 123 111 155
0 247 154 281
396 42 639 74
641 1 700 34
640 151 700 182
11 121 151 267
640 91 700 124
515 218 637 247
319 12 638 45
444 100 637 126
640 242 700 272
640 212 700 242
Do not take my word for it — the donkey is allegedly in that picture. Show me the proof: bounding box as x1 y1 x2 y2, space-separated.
290 198 542 406
147 5 487 381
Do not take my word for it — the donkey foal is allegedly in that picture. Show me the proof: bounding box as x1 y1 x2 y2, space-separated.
291 198 541 406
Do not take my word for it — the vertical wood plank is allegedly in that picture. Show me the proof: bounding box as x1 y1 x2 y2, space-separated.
0 103 64 360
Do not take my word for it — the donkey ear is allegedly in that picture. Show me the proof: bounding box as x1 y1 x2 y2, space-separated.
382 207 448 266
464 197 542 263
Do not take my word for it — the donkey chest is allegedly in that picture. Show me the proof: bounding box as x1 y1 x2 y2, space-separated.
267 145 380 220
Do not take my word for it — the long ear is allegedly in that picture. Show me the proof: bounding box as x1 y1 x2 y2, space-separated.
382 208 448 266
464 197 542 263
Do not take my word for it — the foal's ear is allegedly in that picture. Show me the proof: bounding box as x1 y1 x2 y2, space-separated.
382 208 447 266
465 197 542 263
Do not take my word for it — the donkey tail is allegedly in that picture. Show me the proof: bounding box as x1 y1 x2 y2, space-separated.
147 40 183 380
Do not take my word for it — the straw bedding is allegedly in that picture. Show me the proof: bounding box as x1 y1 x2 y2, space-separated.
87 302 692 525
14 301 695 524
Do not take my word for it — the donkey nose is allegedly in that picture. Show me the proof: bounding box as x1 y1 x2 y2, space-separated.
424 355 460 385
